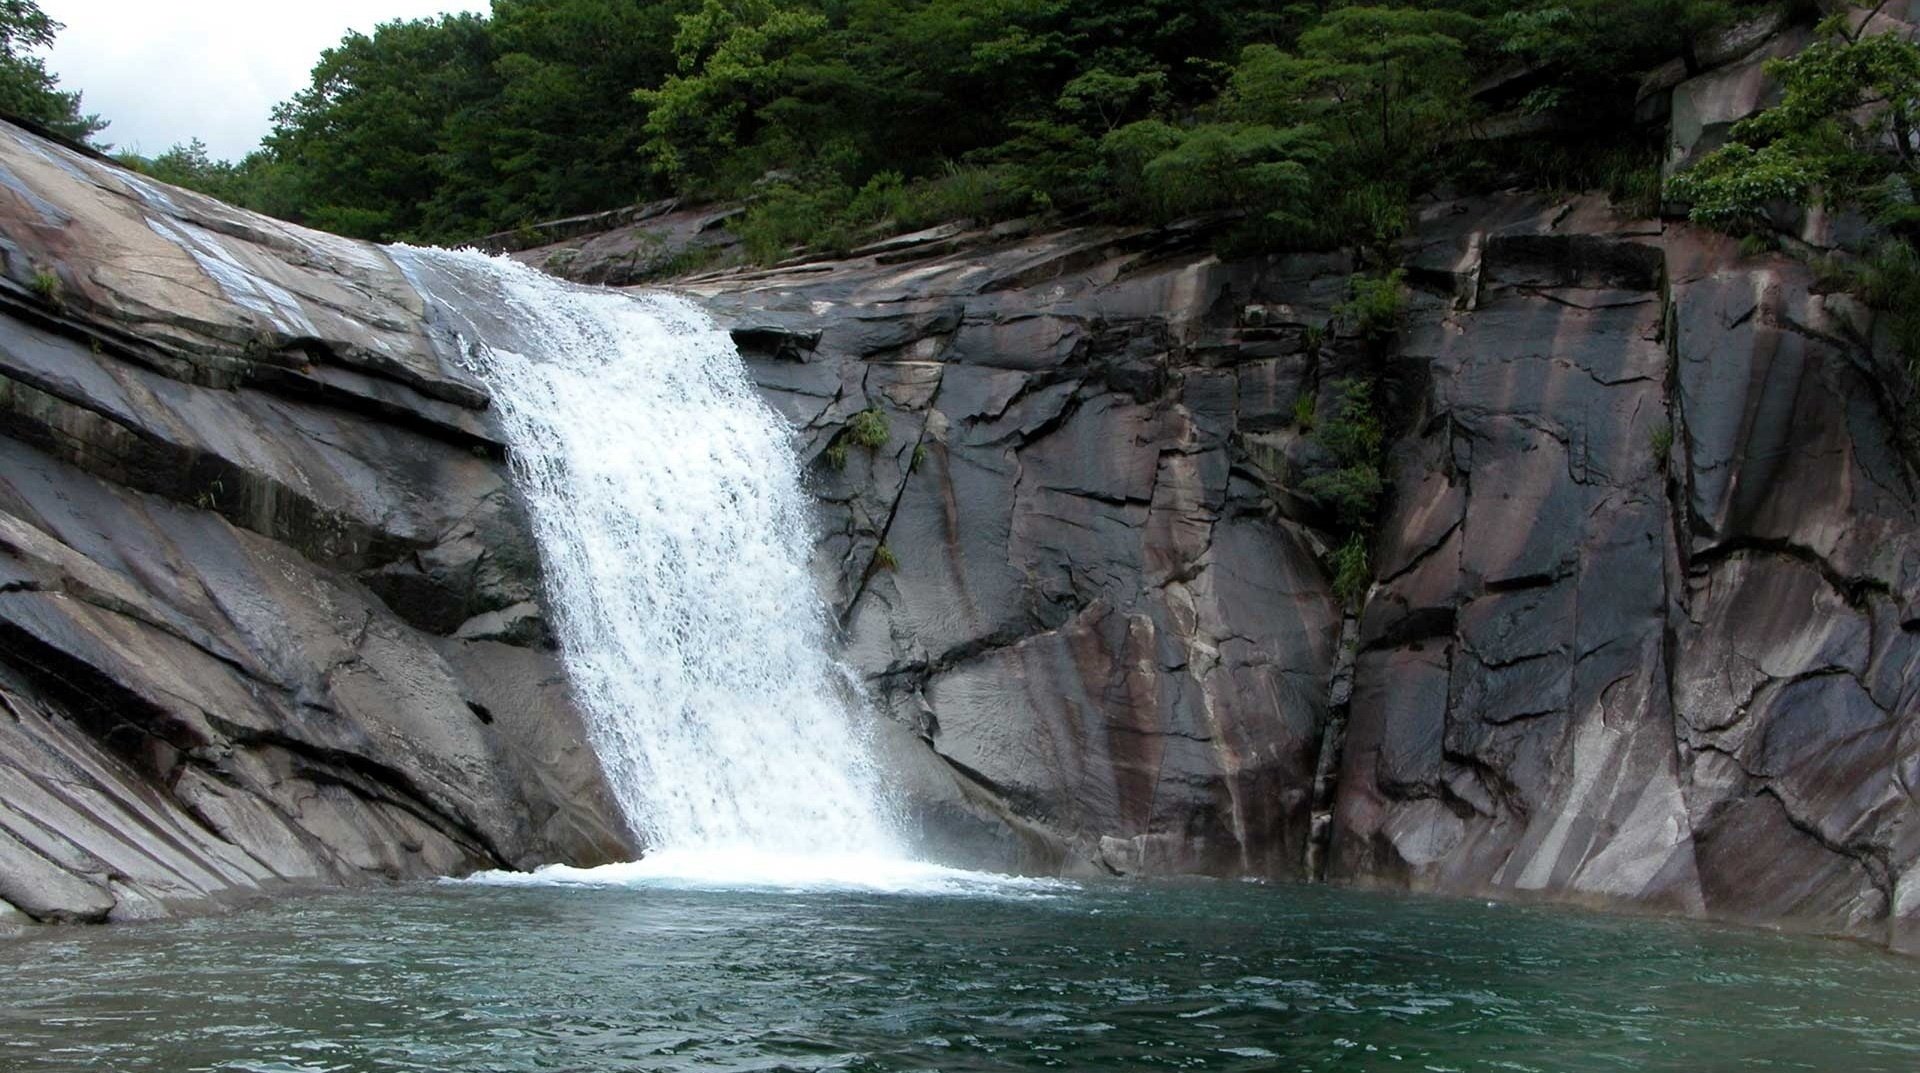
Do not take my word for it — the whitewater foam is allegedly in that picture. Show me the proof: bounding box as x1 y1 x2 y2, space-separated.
456 851 1074 899
395 247 906 870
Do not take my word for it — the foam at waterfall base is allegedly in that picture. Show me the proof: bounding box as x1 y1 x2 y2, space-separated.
456 849 1074 899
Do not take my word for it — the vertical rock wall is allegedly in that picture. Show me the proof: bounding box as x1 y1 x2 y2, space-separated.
1327 201 1920 954
678 196 1920 952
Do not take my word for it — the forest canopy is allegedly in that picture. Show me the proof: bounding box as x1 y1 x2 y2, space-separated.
107 0 1783 250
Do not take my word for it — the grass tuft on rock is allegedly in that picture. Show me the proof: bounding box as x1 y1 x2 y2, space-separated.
29 268 61 306
846 408 890 450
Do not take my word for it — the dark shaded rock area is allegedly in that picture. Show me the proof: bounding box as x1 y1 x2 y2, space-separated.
0 122 630 928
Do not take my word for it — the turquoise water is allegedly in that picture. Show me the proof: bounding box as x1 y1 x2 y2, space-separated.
1 879 1915 1072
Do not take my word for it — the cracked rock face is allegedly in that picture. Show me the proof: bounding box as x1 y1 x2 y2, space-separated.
1331 200 1920 954
0 122 631 925
674 198 1920 951
684 232 1363 877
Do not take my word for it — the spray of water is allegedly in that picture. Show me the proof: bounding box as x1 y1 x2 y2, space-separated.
392 248 920 882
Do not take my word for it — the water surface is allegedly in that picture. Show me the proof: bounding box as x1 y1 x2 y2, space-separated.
3 879 1915 1072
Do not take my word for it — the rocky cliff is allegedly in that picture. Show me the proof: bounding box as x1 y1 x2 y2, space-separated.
583 199 1910 956
497 16 1920 954
0 11 1914 958
0 123 630 927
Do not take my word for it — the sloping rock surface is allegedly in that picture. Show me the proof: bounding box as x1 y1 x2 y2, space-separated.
0 121 630 926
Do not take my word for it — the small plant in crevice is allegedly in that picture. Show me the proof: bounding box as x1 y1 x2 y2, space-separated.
1302 321 1328 352
1301 379 1386 532
1649 422 1674 469
1333 270 1407 339
911 443 927 471
644 243 730 282
29 268 61 307
846 407 890 450
1293 392 1317 433
1737 232 1777 259
1808 251 1856 294
873 543 898 571
1331 533 1372 604
1302 378 1388 608
823 442 850 470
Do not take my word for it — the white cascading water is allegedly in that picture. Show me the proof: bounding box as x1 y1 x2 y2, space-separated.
392 247 1014 891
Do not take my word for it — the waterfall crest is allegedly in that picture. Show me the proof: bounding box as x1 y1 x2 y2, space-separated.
394 248 903 865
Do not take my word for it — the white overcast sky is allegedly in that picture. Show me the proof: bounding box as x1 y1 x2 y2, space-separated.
42 0 491 160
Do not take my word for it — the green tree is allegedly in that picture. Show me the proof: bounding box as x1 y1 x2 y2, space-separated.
1496 0 1743 87
133 0 1782 254
0 0 103 143
454 0 693 228
1670 14 1920 232
634 0 833 190
1241 6 1481 174
121 139 233 197
264 14 500 240
1107 6 1478 250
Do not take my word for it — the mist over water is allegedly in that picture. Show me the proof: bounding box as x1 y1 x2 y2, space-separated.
395 249 908 881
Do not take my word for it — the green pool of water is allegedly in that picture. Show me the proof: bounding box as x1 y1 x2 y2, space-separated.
1 878 1914 1071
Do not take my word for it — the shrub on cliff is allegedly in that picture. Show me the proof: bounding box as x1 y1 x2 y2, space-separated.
1335 271 1408 339
1302 378 1388 607
1670 14 1920 234
1669 9 1920 378
1302 379 1387 535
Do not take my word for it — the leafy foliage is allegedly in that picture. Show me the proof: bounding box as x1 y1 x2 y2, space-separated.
94 0 1791 249
1302 379 1387 534
1335 271 1409 338
1669 10 1920 385
845 407 890 450
0 0 102 142
1856 239 1920 377
1671 14 1920 233
1301 375 1392 606
262 14 502 239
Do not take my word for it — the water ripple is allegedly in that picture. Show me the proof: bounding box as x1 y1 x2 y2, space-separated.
1 881 1916 1072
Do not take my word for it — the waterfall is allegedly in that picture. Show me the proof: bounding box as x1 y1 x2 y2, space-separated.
392 248 906 874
